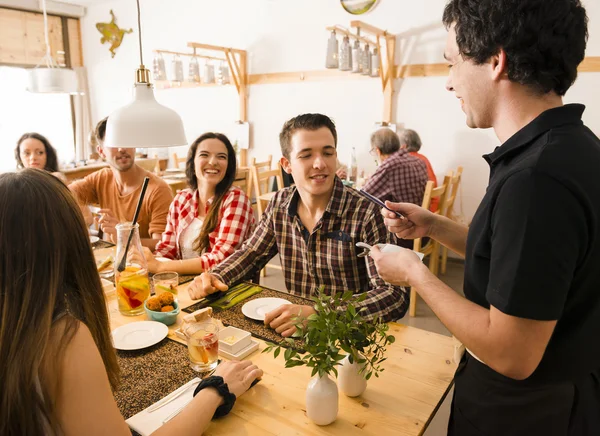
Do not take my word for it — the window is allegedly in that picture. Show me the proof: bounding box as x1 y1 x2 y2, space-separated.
0 66 75 173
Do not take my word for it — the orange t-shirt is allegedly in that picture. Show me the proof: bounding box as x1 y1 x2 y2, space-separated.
409 152 438 212
70 167 174 239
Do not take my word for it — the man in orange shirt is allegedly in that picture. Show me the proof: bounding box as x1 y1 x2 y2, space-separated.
70 117 173 248
398 128 438 212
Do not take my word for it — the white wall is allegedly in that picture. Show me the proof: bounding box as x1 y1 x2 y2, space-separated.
80 0 600 222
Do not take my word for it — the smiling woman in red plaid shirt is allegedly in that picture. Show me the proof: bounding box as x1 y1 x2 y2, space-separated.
188 114 409 337
143 133 254 275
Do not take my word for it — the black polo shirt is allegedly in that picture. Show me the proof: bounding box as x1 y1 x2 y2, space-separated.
465 104 600 383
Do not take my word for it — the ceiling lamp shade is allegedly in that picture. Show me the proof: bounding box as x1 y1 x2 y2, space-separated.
105 76 187 148
27 0 80 94
28 67 79 94
104 0 186 148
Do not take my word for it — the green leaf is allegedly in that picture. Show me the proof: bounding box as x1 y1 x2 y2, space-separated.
311 366 319 377
273 347 281 359
284 347 293 361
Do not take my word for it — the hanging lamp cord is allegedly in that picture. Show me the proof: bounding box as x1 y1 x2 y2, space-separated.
40 0 55 67
136 0 144 65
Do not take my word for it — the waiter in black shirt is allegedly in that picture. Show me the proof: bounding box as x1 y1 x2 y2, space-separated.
370 1 600 435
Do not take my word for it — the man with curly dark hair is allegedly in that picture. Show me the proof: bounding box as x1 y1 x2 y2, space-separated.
369 1 600 434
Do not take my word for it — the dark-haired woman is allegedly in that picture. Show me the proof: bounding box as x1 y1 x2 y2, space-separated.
15 132 67 182
146 133 254 274
0 169 262 435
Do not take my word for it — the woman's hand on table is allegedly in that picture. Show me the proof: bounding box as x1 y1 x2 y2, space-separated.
188 272 228 299
264 304 316 338
142 247 161 273
213 360 263 398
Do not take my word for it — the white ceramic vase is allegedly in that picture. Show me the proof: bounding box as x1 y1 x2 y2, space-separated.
305 374 339 425
338 354 368 397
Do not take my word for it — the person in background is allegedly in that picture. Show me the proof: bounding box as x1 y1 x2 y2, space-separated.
0 169 262 436
70 117 173 249
188 114 409 337
14 132 66 182
398 128 438 211
371 0 600 434
362 128 428 248
144 133 255 275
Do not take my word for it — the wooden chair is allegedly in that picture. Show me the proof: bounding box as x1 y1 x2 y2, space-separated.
410 174 452 317
172 153 186 168
250 161 284 277
232 167 253 197
247 155 272 206
251 161 284 217
440 166 463 275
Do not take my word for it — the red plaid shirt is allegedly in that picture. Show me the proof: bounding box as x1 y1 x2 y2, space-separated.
363 149 428 207
212 178 409 322
154 187 255 271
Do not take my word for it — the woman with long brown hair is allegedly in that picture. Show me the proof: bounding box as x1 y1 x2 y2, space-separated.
0 169 262 435
146 132 254 274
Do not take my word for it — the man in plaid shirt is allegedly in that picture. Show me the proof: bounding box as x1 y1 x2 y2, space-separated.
363 129 428 215
188 114 409 337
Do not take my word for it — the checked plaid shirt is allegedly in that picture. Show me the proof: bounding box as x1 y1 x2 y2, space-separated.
154 186 255 271
212 177 409 322
363 149 428 207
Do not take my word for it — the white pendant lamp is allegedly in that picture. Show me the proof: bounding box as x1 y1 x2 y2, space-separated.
104 0 186 148
27 0 79 94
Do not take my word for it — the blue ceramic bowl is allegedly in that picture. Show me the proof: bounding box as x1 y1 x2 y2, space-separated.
144 300 180 326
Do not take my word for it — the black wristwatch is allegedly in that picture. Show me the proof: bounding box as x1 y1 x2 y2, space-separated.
193 375 237 418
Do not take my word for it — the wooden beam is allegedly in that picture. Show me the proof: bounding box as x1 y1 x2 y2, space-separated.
187 42 245 55
349 20 387 37
579 56 600 73
325 25 375 46
154 49 226 62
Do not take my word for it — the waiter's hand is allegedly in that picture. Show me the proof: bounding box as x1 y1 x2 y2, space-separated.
381 201 436 240
369 245 428 287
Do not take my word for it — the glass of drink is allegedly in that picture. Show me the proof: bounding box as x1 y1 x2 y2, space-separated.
116 266 151 316
184 319 220 372
152 271 179 297
115 222 150 316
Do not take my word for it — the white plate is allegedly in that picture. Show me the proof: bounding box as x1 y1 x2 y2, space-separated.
112 321 169 351
89 235 100 244
164 168 184 173
241 297 292 321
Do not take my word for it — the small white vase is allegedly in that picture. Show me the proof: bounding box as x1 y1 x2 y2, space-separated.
305 374 339 425
338 354 368 397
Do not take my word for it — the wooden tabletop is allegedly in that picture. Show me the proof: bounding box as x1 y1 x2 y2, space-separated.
96 247 456 435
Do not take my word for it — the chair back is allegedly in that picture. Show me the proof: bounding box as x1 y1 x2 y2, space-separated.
251 162 284 216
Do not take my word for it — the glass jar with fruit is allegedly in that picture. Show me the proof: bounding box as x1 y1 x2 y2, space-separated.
114 222 150 316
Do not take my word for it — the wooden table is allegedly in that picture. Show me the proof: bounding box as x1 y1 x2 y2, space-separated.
96 248 457 435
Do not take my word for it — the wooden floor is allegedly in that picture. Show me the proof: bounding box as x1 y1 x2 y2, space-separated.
261 255 465 436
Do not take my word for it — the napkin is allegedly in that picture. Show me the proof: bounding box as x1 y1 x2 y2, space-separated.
126 378 201 435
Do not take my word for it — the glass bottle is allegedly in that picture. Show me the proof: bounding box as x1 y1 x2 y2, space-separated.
349 147 358 183
152 52 166 81
361 44 371 75
351 39 361 73
114 223 150 316
203 61 215 84
188 55 200 83
217 61 230 85
171 54 184 83
339 35 351 71
371 47 380 77
325 30 339 69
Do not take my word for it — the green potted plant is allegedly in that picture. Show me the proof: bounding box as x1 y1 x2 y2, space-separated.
263 289 395 425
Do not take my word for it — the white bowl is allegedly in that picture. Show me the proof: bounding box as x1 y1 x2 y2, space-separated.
218 326 252 355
